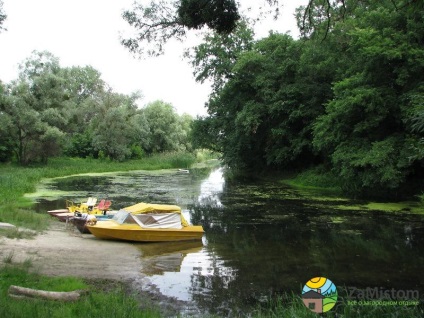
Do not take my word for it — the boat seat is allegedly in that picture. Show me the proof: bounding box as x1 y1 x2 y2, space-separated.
80 197 97 212
96 199 106 210
100 200 112 215
86 197 97 207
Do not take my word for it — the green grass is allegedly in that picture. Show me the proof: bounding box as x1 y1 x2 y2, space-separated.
0 152 196 230
1 264 421 318
252 293 423 318
283 165 342 193
0 263 161 318
0 154 194 317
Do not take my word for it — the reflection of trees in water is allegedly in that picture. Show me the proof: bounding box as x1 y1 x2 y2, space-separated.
189 253 240 316
187 202 424 314
197 167 225 208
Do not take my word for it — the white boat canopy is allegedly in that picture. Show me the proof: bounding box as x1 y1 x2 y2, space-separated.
116 202 189 228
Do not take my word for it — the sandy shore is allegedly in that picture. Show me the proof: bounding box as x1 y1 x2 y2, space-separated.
0 222 201 316
0 222 143 280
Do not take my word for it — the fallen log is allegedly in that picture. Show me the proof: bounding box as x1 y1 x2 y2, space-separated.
8 285 88 302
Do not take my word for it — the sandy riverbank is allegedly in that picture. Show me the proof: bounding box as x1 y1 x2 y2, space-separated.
0 222 143 280
0 222 200 316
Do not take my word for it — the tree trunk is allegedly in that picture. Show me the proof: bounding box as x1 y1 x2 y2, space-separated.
8 285 88 302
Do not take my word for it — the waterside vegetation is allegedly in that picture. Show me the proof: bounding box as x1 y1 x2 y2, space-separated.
0 152 196 231
190 1 424 200
1 262 422 318
0 262 161 318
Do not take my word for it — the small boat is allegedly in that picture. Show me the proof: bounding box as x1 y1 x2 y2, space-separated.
54 212 75 222
69 213 114 234
86 202 204 242
47 209 69 217
67 198 112 215
47 198 113 222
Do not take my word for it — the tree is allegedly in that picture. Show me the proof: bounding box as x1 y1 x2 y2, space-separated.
121 0 280 57
177 112 194 151
89 90 143 161
191 116 221 153
177 0 240 34
142 100 189 153
0 0 6 33
0 52 68 164
190 0 424 198
121 0 423 57
0 81 64 165
185 20 254 92
0 50 198 163
0 81 14 161
312 2 424 196
60 65 106 135
193 33 333 173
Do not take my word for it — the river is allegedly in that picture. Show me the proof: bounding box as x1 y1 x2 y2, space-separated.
32 165 424 316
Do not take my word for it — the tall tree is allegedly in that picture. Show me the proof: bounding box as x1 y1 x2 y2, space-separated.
193 33 334 173
0 0 6 33
88 90 143 161
121 0 280 57
0 80 64 164
142 100 189 153
0 81 14 161
185 20 254 93
312 2 424 196
0 52 67 164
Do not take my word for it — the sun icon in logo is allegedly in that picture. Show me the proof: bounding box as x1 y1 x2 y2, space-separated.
302 277 337 313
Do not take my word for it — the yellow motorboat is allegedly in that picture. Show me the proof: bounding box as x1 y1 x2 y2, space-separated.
86 202 204 242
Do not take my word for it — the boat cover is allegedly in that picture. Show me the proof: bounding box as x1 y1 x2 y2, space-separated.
123 202 181 214
133 213 183 229
113 210 183 229
117 202 189 227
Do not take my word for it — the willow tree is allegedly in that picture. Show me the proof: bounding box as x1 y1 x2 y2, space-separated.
0 52 66 165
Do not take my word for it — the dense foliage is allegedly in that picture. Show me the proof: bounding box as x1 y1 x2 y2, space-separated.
191 0 424 198
0 51 193 164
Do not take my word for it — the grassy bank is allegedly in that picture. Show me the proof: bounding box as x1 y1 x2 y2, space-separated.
0 152 196 231
282 166 343 194
252 293 423 318
0 263 160 318
1 263 422 318
0 153 196 317
283 166 424 213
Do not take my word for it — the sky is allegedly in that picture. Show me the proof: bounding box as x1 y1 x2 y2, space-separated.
0 0 306 117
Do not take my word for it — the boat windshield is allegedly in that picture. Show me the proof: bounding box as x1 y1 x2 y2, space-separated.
112 210 136 224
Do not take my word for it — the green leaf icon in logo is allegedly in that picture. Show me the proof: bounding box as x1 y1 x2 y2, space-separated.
302 277 338 313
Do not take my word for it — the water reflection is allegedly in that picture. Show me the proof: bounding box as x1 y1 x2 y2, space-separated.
197 167 225 207
33 166 424 316
138 241 204 275
140 243 237 305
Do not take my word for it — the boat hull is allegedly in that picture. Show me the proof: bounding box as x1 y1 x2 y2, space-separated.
47 209 69 217
54 212 75 222
86 221 204 242
70 215 113 234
